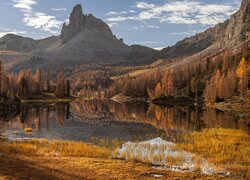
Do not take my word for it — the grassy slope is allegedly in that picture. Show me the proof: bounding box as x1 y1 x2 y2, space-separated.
178 129 250 178
111 44 220 80
0 137 230 180
1 155 222 180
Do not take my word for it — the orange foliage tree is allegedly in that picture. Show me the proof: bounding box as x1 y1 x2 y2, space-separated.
236 57 249 95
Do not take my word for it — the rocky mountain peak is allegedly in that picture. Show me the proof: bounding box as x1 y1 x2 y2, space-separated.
241 0 250 9
69 4 85 29
219 0 250 48
61 4 112 40
70 4 84 20
61 4 85 39
241 0 250 22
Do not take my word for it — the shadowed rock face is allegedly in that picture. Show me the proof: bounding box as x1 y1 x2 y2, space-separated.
61 4 112 40
61 4 85 40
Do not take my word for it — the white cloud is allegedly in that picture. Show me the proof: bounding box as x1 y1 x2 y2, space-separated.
107 22 117 27
0 28 27 38
132 24 159 30
12 0 62 33
51 8 67 11
12 0 37 12
132 25 145 30
106 11 126 16
136 2 155 9
107 1 240 25
106 16 140 22
106 10 136 16
169 29 205 36
146 25 159 29
134 41 158 44
23 12 62 33
153 47 164 50
65 18 70 25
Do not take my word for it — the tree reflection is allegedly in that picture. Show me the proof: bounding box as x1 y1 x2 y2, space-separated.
0 103 70 131
55 103 71 125
0 100 249 135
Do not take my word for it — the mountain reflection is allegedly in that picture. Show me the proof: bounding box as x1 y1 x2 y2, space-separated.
0 100 249 135
70 100 249 134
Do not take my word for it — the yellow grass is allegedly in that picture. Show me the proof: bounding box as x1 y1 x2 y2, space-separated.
0 138 111 158
177 128 250 177
88 137 124 150
0 138 222 179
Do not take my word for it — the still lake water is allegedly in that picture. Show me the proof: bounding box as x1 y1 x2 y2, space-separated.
0 100 249 144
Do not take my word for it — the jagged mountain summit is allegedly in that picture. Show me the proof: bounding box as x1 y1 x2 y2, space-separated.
0 4 161 72
61 5 113 40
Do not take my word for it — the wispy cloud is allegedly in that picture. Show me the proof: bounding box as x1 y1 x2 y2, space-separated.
107 22 117 27
51 7 67 11
0 28 27 38
134 41 158 44
12 0 36 12
153 47 164 51
106 11 127 16
106 0 240 25
106 10 136 16
106 16 139 22
132 23 159 30
169 29 205 36
12 0 62 33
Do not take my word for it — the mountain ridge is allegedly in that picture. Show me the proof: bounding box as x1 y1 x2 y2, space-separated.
0 0 249 74
0 4 161 72
161 0 250 59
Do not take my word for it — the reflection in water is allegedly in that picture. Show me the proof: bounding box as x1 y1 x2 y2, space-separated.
71 100 249 134
0 100 249 142
56 103 70 125
0 103 70 133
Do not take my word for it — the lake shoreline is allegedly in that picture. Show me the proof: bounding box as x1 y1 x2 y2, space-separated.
17 93 78 104
206 97 250 117
111 94 250 118
0 133 242 180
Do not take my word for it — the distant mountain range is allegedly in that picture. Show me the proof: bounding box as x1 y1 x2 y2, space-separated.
0 0 249 75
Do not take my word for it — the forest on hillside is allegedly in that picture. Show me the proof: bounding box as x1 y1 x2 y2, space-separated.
1 43 250 107
108 43 250 104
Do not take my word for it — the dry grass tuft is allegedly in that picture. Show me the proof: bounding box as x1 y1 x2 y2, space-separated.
0 138 111 158
177 128 250 177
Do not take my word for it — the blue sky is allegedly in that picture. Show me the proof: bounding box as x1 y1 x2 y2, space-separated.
0 0 242 49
